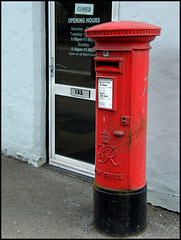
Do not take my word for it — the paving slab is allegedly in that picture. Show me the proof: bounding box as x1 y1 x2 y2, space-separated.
1 155 180 239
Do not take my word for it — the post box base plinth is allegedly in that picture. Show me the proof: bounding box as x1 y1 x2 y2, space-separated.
93 182 147 237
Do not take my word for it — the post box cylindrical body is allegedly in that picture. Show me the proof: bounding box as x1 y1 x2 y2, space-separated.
85 21 161 237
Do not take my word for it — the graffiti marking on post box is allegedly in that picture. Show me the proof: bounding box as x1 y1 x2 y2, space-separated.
97 130 118 166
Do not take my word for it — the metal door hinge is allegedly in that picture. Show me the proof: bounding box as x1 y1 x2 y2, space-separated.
49 57 55 77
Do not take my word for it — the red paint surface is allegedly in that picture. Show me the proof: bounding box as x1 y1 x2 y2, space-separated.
85 21 161 190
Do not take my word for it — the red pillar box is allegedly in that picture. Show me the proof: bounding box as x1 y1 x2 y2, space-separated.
85 21 161 237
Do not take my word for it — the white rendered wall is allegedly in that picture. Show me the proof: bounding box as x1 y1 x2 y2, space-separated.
118 1 179 212
2 1 179 212
2 2 46 167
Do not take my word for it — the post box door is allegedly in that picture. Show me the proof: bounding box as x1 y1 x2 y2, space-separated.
94 54 130 190
94 49 150 190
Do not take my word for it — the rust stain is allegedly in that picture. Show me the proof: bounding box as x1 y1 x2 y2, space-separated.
127 115 146 147
127 127 132 145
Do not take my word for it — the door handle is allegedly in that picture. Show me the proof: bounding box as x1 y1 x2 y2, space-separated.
113 130 124 137
48 64 66 70
56 63 66 69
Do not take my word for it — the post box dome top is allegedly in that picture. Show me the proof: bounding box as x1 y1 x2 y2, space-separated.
85 21 161 38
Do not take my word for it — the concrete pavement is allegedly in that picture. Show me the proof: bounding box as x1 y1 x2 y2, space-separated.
1 155 180 239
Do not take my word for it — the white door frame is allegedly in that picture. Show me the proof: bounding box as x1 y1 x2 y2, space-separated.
48 1 120 178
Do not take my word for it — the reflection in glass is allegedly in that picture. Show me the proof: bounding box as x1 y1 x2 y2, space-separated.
55 1 112 88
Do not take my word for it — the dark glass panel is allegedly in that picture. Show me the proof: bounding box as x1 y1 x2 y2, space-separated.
55 95 95 164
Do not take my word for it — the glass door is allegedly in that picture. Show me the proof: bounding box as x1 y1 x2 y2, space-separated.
48 1 118 177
